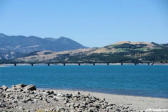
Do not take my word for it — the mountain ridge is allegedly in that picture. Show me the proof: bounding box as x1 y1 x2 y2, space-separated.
0 33 86 59
0 33 168 63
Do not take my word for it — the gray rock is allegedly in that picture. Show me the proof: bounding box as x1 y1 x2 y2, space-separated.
88 107 97 112
24 85 36 91
0 84 136 112
1 85 8 91
13 84 26 89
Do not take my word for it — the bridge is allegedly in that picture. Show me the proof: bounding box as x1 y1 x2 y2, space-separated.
0 61 155 66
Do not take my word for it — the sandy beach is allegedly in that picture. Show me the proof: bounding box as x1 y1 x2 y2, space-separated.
52 89 168 111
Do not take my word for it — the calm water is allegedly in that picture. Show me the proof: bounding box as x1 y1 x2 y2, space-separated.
0 65 168 98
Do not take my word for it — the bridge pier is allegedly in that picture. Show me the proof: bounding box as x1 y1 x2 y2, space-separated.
147 62 150 66
134 63 137 66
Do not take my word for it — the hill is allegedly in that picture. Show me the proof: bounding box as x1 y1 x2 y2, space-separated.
16 41 168 63
0 33 86 59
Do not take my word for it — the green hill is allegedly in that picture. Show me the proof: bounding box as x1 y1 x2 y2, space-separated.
15 41 168 63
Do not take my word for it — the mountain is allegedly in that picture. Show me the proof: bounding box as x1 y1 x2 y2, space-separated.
0 33 86 59
16 41 168 63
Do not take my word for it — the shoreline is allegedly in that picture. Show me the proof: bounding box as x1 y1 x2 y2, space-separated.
1 63 168 67
0 84 137 112
1 84 168 111
39 87 168 99
41 89 168 111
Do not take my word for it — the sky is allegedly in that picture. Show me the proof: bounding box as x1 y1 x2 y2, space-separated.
0 0 168 47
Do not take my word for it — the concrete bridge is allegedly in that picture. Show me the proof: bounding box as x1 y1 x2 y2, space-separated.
0 61 155 66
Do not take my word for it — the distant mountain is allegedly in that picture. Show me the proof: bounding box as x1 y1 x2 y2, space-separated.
16 41 168 63
0 33 86 59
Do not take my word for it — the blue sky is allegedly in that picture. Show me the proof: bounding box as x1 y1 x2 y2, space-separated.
0 0 168 47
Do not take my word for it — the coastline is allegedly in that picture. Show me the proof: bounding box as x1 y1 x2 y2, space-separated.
1 65 168 110
1 84 168 111
1 63 168 67
42 89 168 111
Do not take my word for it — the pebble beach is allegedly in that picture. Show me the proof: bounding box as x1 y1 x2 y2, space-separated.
0 84 168 112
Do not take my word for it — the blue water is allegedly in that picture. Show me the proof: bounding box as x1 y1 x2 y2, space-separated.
0 65 168 98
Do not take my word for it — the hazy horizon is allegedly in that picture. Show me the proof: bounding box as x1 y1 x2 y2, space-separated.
0 0 168 47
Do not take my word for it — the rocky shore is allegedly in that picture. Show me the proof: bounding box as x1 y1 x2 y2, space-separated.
0 84 137 112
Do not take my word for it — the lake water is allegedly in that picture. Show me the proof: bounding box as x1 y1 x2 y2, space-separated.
0 65 168 98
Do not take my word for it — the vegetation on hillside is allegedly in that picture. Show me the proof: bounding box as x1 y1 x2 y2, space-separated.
9 41 168 64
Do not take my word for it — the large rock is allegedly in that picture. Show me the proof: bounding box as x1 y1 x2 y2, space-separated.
24 85 36 91
12 84 27 90
0 85 8 91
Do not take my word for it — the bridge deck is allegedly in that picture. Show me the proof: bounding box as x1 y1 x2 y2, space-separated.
0 61 157 66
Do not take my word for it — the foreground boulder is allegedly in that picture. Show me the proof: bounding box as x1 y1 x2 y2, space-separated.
10 84 36 91
24 84 36 91
11 84 26 90
0 85 8 91
14 84 27 88
0 84 137 112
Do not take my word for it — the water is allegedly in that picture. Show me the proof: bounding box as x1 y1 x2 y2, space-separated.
0 65 168 98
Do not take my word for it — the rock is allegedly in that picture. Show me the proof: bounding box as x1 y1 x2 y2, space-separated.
77 91 81 95
116 108 121 112
24 85 36 91
85 98 91 103
88 107 97 112
46 90 54 95
80 103 86 109
56 107 66 112
0 102 6 108
0 84 136 112
94 103 100 109
57 93 64 97
65 93 72 98
74 103 80 108
13 84 27 90
1 85 8 91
